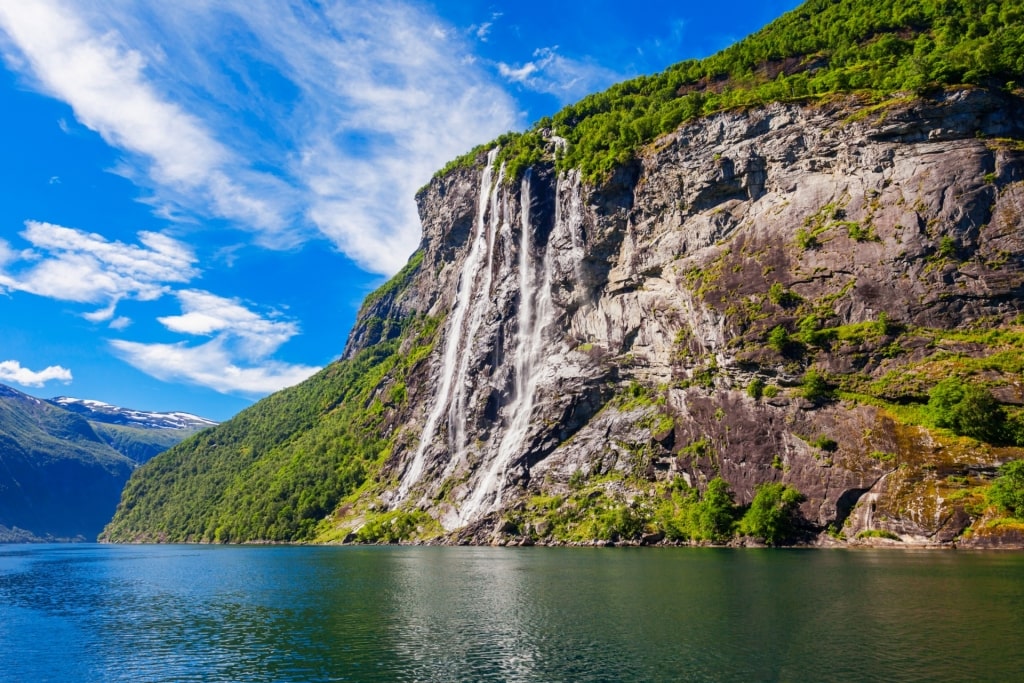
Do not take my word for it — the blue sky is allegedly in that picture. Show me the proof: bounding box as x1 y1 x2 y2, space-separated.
0 0 802 421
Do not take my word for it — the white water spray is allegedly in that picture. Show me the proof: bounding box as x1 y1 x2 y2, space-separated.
460 169 557 521
447 164 506 468
396 149 500 502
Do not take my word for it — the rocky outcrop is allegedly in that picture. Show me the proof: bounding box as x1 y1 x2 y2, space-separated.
344 88 1024 546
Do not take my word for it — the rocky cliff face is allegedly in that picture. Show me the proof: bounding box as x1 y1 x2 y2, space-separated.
344 88 1024 546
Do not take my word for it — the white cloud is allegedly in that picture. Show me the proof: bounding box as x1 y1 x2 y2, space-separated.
0 221 197 310
110 338 319 396
111 289 317 395
497 46 622 103
0 360 72 387
109 316 132 330
0 0 522 275
0 1 288 235
0 239 13 268
236 0 522 273
471 12 503 42
158 290 298 361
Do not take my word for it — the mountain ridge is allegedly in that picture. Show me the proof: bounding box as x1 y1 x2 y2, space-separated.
0 383 215 541
102 0 1024 547
48 396 217 431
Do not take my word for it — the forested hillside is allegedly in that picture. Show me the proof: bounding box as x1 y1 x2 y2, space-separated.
451 0 1024 182
104 0 1024 547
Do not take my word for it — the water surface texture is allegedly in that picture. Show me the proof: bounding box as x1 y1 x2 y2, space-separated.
1 545 1022 682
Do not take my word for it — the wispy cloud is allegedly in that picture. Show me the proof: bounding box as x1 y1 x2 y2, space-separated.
470 12 502 42
111 339 319 396
0 221 197 316
497 46 622 103
1 225 316 395
112 289 319 395
247 0 521 273
0 1 289 236
109 316 132 331
0 360 72 387
0 0 521 274
158 290 299 361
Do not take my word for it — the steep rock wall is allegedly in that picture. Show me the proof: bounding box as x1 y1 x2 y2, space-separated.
346 88 1024 545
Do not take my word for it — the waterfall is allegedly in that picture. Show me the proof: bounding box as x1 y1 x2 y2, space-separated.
460 169 556 522
562 170 587 288
448 163 506 468
396 149 500 503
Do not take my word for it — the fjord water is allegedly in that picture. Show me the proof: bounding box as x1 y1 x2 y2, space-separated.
2 545 1022 682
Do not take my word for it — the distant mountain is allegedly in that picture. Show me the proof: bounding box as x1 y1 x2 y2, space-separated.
47 397 216 464
0 384 214 542
47 397 216 431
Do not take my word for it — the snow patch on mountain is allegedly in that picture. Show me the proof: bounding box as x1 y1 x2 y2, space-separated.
48 396 217 431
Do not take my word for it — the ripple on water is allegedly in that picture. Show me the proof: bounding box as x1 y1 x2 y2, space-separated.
1 545 1023 682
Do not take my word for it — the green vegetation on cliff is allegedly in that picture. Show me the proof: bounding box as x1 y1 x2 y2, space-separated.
447 0 1024 183
989 460 1024 518
499 475 806 546
104 0 1024 547
102 282 442 542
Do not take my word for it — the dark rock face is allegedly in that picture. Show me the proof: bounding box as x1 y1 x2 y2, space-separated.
347 89 1024 546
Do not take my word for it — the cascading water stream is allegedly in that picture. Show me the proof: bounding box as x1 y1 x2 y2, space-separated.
395 149 500 503
562 170 587 287
447 164 506 468
460 169 556 522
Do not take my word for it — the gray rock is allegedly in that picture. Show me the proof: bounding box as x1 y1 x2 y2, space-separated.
349 89 1024 545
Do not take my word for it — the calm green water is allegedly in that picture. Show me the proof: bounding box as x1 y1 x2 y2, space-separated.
1 545 1022 682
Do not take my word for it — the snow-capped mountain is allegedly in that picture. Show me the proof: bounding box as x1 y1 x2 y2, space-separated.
0 384 219 542
47 397 218 431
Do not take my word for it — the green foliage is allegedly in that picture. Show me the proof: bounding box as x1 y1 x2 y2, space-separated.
795 227 819 250
768 282 801 307
768 325 792 353
695 478 739 542
438 0 1024 185
617 381 658 410
925 377 1006 442
739 482 805 545
355 510 437 543
810 435 839 452
987 460 1024 518
495 130 546 181
938 235 958 258
656 477 739 543
103 297 444 543
842 221 875 242
797 314 831 347
855 528 901 540
876 311 896 336
747 377 765 399
91 423 195 464
800 368 834 403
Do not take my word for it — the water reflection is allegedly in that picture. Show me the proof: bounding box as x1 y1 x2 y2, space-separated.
380 548 541 681
0 545 1022 682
